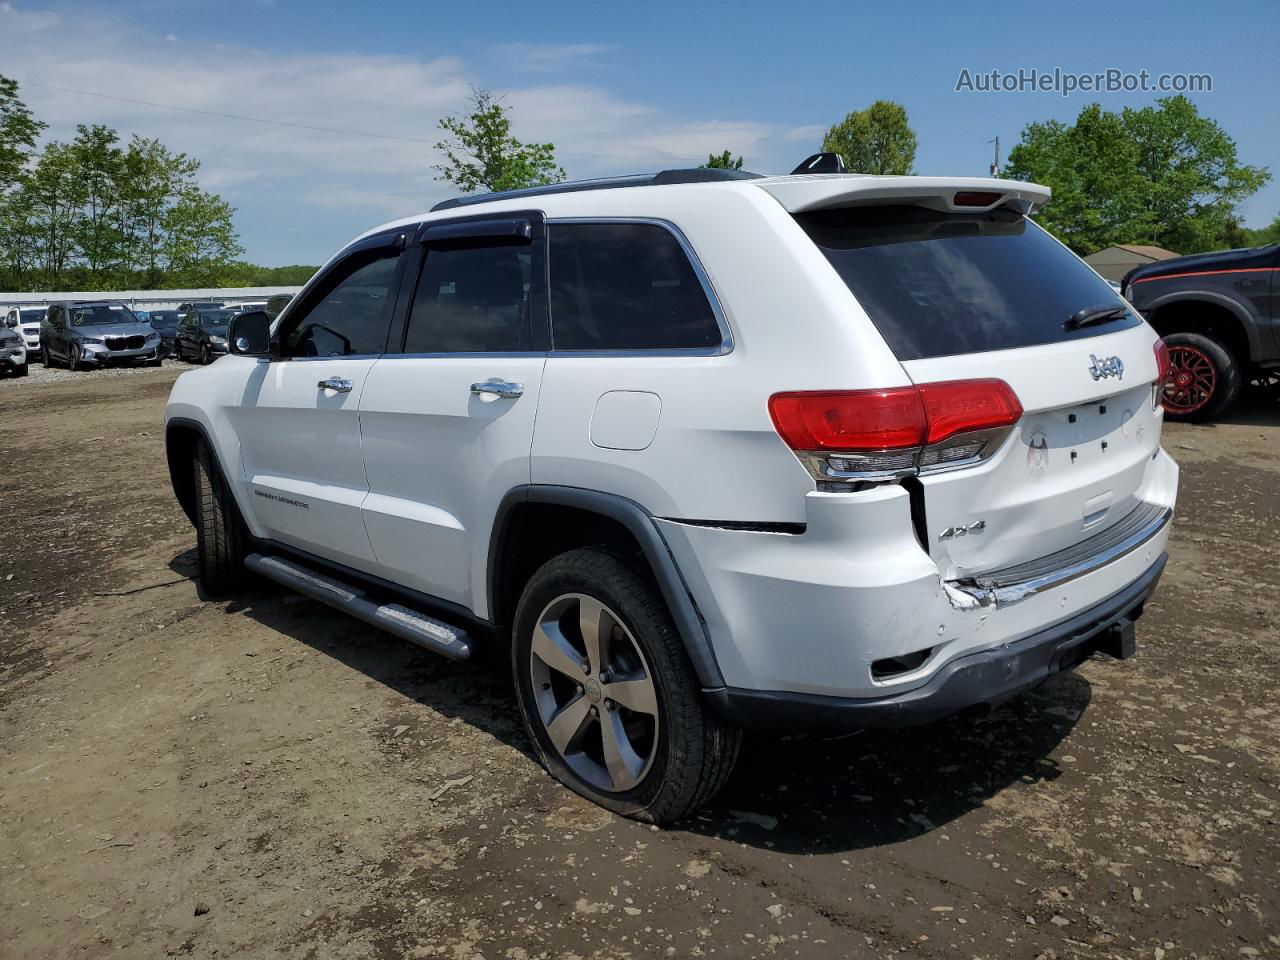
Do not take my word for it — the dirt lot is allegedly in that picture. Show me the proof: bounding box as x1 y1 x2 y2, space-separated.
1 363 1277 960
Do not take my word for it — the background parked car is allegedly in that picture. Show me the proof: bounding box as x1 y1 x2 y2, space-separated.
1123 241 1280 420
264 293 293 320
4 306 46 359
0 322 28 377
175 301 224 314
174 308 235 364
222 301 268 315
147 309 183 358
40 301 163 371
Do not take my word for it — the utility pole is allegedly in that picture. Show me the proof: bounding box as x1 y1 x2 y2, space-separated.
988 136 1000 177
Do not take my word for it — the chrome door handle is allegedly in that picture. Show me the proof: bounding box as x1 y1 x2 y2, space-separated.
470 379 523 399
317 377 353 393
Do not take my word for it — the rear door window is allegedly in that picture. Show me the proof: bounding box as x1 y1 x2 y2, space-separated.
547 221 723 351
795 205 1141 361
403 244 534 353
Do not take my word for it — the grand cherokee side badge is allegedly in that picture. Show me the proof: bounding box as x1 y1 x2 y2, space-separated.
1089 354 1125 380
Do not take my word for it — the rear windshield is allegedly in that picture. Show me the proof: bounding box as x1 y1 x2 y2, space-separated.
796 205 1141 361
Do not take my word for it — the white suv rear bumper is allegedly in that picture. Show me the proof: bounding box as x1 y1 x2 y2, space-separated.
656 448 1178 704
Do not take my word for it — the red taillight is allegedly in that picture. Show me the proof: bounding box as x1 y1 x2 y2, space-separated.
1153 338 1171 384
769 379 1023 481
768 388 926 452
952 190 1002 207
916 379 1023 445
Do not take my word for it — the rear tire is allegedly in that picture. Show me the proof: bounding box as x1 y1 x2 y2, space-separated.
511 548 740 824
193 440 247 595
1161 331 1241 422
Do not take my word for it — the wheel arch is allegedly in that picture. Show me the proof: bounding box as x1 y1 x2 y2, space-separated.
487 485 725 690
165 416 243 529
1145 292 1258 365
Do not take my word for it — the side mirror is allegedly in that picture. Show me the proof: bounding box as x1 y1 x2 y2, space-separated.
229 310 271 356
4 317 16 328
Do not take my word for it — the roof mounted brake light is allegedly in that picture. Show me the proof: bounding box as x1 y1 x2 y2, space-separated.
952 191 1003 208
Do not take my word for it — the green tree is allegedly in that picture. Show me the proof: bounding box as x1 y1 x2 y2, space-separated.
68 124 125 283
117 136 200 286
0 74 44 194
1243 212 1280 247
24 141 85 285
821 100 917 175
1005 96 1270 255
700 150 744 170
162 187 243 286
434 88 565 193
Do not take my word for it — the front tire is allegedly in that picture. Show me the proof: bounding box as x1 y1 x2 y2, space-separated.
200 344 211 365
1161 332 1242 422
193 440 247 595
512 548 740 824
13 361 28 378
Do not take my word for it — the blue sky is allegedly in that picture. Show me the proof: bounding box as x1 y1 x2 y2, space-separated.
5 0 1278 265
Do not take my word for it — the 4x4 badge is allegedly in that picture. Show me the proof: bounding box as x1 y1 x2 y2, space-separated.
1089 354 1125 381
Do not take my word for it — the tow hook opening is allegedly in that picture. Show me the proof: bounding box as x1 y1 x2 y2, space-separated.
871 645 935 681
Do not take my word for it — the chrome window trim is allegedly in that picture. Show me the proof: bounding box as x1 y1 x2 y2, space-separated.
265 353 384 363
545 217 735 357
377 351 549 361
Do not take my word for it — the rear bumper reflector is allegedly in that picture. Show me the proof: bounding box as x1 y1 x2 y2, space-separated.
947 501 1171 608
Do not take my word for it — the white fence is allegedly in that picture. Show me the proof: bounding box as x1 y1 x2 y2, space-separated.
0 286 304 312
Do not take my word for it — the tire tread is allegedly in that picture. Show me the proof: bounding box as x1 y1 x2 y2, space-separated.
194 440 246 594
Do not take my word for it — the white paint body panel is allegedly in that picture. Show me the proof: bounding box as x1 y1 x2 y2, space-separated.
357 355 546 612
233 357 380 571
166 172 1179 701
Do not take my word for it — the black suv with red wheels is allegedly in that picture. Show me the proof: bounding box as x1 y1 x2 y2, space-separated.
1123 243 1280 420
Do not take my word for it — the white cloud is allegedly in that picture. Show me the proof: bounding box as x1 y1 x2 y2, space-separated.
0 4 814 263
489 43 614 74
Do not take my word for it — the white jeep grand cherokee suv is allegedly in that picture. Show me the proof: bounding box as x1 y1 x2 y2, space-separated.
164 165 1178 823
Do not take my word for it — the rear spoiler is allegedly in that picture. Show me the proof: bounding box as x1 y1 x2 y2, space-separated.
756 175 1051 216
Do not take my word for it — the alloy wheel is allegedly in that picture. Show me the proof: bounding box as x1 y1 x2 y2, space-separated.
529 593 660 794
1162 344 1217 416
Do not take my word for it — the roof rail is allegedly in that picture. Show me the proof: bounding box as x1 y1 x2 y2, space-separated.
429 167 763 212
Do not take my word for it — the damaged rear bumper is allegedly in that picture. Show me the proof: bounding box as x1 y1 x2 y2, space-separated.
945 502 1172 609
707 552 1165 734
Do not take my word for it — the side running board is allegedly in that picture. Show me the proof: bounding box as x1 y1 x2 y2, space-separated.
245 553 472 661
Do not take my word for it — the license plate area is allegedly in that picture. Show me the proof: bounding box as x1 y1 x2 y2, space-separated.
1020 385 1153 481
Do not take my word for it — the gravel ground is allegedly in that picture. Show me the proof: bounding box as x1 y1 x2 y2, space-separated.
5 353 188 386
0 366 1277 960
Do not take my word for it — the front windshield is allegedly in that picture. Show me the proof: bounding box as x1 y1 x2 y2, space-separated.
70 304 137 326
20 310 43 323
150 311 180 327
197 311 235 328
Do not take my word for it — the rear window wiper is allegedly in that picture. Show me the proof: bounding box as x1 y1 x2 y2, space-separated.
1064 303 1127 330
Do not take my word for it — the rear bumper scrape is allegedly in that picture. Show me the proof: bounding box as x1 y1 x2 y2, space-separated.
947 502 1171 609
706 552 1166 735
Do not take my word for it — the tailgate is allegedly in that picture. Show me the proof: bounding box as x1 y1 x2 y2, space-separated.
904 327 1162 576
790 190 1165 576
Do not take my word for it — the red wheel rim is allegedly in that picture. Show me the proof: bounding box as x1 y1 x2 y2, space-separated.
1161 345 1216 415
